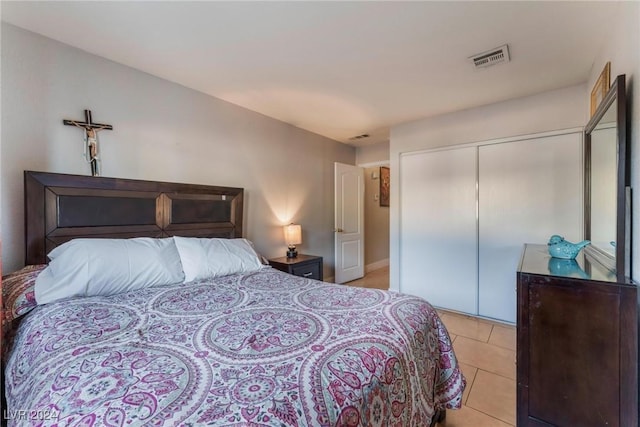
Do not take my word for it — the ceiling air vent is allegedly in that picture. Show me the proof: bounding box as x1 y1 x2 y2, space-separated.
348 133 370 141
469 44 510 69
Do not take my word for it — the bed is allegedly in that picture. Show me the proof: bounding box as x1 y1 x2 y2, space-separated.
2 171 465 426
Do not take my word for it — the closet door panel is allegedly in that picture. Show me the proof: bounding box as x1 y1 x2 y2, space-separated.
478 133 582 322
400 147 477 314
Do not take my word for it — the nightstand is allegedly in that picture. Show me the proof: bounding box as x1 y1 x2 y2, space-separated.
269 254 323 281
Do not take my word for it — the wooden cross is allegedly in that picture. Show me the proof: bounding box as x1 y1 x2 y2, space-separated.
63 110 113 176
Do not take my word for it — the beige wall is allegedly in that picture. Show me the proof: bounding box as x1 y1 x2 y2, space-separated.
363 166 390 268
588 1 639 281
0 24 355 275
356 141 389 165
356 142 390 269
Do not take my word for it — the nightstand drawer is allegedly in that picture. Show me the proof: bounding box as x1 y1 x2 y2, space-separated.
268 254 323 281
292 263 321 280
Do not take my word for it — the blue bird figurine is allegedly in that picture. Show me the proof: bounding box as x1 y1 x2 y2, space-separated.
547 235 590 259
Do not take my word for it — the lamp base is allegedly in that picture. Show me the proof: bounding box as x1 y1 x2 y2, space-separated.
286 247 298 258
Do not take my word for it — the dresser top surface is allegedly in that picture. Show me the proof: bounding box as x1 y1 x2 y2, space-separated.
518 244 633 285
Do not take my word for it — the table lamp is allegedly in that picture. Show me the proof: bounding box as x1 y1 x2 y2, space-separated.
284 223 302 258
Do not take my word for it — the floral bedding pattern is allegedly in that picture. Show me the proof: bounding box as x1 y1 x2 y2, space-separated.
5 268 465 426
2 264 46 322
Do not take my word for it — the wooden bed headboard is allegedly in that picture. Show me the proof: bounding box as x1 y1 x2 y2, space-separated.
24 171 244 265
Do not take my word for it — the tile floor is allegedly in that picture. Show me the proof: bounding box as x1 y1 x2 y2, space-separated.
345 267 517 426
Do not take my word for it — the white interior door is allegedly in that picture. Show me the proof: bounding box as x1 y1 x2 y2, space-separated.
478 133 582 322
399 147 478 314
334 162 364 283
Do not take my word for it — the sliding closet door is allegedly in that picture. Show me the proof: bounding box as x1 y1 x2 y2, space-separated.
478 133 582 322
400 147 477 314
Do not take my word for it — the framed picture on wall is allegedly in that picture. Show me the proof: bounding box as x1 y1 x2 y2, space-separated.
380 166 390 207
590 62 611 117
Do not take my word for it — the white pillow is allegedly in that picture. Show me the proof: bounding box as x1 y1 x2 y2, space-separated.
35 238 185 304
173 237 264 282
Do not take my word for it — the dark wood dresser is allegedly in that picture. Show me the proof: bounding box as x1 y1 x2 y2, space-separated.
269 254 323 281
517 244 637 427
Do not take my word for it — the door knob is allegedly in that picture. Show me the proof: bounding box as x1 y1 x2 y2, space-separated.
335 228 344 233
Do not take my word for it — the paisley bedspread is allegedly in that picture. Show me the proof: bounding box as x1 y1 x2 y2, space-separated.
5 268 465 426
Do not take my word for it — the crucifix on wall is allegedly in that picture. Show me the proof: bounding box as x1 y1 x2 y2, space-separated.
63 109 113 176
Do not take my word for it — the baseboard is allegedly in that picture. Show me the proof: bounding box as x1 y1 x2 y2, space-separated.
365 258 389 273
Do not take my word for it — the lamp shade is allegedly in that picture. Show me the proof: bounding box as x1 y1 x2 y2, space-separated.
284 224 302 246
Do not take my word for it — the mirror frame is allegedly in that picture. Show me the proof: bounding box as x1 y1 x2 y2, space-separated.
584 74 628 281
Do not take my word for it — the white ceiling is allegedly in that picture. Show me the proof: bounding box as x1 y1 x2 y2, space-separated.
1 1 620 147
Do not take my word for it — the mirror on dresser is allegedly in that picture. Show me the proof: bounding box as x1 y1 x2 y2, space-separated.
584 74 629 281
